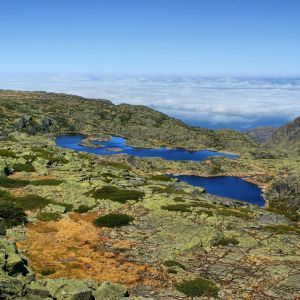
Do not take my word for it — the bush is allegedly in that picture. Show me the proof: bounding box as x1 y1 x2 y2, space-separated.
52 202 73 212
75 205 92 213
93 213 134 228
30 179 64 186
175 277 219 298
161 204 191 213
12 163 35 172
0 149 16 158
0 176 30 188
33 148 68 164
0 202 27 227
40 268 56 276
88 186 144 203
262 225 300 234
164 260 186 270
13 194 51 210
36 212 62 221
150 174 172 181
213 237 239 246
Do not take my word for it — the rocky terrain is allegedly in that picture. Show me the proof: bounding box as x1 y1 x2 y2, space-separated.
0 90 299 299
246 126 276 143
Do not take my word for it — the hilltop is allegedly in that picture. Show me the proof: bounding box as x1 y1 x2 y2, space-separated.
0 90 257 153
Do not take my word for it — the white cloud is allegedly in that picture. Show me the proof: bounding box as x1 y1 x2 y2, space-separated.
0 74 299 128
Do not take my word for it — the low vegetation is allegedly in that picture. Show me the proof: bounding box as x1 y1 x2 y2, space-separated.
0 176 64 188
93 213 134 228
75 204 92 213
0 201 27 227
12 163 35 172
163 260 186 270
262 225 300 235
36 212 62 221
149 174 172 181
87 185 144 203
161 204 191 212
175 277 219 298
216 208 253 220
213 237 239 246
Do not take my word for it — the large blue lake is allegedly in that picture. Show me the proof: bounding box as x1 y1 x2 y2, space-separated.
56 134 263 206
169 175 264 206
55 134 238 162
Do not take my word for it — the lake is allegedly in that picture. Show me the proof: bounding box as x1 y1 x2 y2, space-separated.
56 134 263 206
55 134 238 162
169 175 264 206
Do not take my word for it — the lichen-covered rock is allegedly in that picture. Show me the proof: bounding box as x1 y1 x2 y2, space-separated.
32 158 49 175
93 281 128 300
44 204 66 214
45 278 93 300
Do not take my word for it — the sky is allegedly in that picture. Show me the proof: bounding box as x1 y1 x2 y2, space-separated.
1 0 300 75
0 1 300 129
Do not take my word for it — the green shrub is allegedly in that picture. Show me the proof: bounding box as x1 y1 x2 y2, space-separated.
33 148 68 164
0 202 27 227
175 277 219 298
213 237 239 246
161 204 191 212
40 268 56 276
87 186 144 203
262 225 300 235
93 213 134 228
12 163 35 172
167 268 177 274
75 205 92 213
0 190 15 201
164 260 186 270
197 209 214 217
36 212 62 221
30 179 64 186
13 194 51 210
173 197 185 202
0 149 16 158
150 174 172 181
0 176 30 188
104 161 131 170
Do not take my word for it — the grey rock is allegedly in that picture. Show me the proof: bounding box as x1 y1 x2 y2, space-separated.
93 281 128 300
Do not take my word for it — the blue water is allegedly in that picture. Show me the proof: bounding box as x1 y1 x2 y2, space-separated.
55 134 238 162
170 175 264 206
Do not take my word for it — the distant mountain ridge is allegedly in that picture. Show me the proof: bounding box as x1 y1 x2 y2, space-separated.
0 90 257 153
246 126 276 143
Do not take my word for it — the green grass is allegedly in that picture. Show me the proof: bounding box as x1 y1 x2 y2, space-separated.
213 237 239 246
216 208 253 220
13 194 51 210
74 204 92 213
0 176 64 188
197 209 214 217
175 277 219 298
161 204 191 212
12 163 35 172
149 174 172 181
0 201 27 227
93 213 134 228
0 176 30 188
87 186 144 203
262 225 300 235
0 149 16 158
30 179 64 186
36 212 62 221
163 260 186 270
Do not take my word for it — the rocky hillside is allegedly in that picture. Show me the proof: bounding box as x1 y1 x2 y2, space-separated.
268 116 300 155
0 90 257 153
246 126 276 143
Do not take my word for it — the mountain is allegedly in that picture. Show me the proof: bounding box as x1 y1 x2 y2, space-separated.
246 126 276 143
0 90 257 153
269 116 300 155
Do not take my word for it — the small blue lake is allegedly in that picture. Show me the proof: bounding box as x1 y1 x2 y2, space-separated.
169 175 264 206
55 134 238 162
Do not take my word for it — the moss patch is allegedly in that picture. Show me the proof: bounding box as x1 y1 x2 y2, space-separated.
87 186 144 203
93 213 134 228
161 204 191 212
176 277 219 298
36 212 62 221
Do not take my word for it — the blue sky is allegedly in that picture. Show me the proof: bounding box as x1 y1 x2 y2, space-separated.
1 0 300 75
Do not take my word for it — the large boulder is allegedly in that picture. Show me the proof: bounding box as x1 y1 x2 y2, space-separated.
93 281 128 300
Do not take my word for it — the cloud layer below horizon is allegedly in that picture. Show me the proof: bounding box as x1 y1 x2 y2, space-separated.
1 74 299 129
